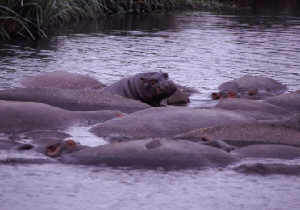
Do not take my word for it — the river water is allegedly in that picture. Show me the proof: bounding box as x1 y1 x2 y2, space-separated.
1 10 300 210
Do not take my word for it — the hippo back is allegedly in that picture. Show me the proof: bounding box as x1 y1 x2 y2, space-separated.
20 71 105 89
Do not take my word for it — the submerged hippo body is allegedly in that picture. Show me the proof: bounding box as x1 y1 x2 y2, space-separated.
90 107 254 141
265 92 300 113
101 72 177 106
0 100 123 133
232 144 300 159
60 139 238 168
215 98 292 120
175 123 300 147
0 88 150 113
20 71 105 89
234 163 300 175
213 75 287 100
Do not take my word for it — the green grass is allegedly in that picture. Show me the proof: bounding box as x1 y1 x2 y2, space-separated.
0 0 242 41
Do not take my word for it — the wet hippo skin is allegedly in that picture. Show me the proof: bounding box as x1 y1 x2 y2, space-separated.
59 139 238 168
215 98 292 120
175 123 300 147
0 88 150 113
234 163 300 175
0 100 124 133
90 107 254 141
265 91 300 113
232 144 300 159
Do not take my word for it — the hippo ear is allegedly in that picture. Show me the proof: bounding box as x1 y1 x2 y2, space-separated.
162 73 169 79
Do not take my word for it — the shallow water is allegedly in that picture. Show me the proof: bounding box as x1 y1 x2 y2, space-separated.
1 10 300 210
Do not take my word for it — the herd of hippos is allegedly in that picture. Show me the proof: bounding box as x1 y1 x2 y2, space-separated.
1 71 300 175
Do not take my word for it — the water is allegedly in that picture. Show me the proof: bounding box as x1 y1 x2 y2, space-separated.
1 11 300 210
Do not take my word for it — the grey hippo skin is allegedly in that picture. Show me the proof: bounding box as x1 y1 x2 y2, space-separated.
233 163 300 175
232 144 300 159
101 72 177 106
175 123 300 147
215 98 292 120
89 107 254 141
265 91 300 113
59 139 238 169
20 71 105 89
0 100 124 133
212 75 287 100
162 84 198 106
0 88 150 113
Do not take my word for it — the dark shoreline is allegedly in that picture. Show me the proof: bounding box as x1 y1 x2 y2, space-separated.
0 0 299 41
0 0 252 41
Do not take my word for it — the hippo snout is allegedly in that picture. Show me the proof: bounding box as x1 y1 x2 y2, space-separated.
158 80 177 97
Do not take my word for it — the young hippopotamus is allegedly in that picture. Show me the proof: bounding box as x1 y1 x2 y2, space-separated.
101 72 177 106
211 75 287 100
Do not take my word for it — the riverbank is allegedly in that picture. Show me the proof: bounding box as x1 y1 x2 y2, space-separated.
0 0 252 41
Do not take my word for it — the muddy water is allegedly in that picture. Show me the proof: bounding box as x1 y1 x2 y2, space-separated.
1 11 300 210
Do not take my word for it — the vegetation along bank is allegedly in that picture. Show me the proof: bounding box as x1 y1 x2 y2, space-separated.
0 0 297 41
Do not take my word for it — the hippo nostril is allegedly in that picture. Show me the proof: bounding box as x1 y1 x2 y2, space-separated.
211 92 220 100
248 89 258 96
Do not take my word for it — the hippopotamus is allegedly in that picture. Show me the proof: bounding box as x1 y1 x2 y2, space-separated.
265 91 300 113
0 88 150 113
232 144 300 159
175 123 300 147
0 100 124 133
233 163 300 175
20 71 105 89
211 75 287 100
101 72 177 106
215 98 292 120
89 107 254 141
161 84 198 106
55 139 238 168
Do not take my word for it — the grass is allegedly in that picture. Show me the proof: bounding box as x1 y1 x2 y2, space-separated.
0 0 243 41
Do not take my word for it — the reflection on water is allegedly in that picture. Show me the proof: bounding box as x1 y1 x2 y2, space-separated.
1 10 300 210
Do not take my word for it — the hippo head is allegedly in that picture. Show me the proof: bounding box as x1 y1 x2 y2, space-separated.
211 91 239 100
45 139 87 158
140 72 177 106
212 81 240 100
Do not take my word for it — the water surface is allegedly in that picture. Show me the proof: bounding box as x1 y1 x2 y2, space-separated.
1 11 300 210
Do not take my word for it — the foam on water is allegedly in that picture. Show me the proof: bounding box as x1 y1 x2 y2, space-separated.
66 126 107 147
